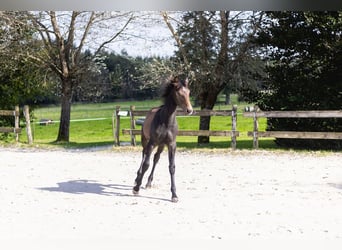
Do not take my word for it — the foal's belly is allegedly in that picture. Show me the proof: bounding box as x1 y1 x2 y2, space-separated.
142 108 178 144
154 125 177 144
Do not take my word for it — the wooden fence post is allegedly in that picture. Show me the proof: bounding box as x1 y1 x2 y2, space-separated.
231 105 237 149
129 105 136 146
23 105 33 145
253 105 259 149
113 106 121 146
14 105 20 142
112 110 115 144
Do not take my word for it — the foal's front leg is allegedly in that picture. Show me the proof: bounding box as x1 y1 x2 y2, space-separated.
146 144 164 189
133 143 154 195
168 142 178 203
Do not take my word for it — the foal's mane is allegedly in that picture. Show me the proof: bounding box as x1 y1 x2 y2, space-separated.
161 77 184 99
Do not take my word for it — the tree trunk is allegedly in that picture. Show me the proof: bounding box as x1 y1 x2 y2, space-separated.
225 92 231 105
57 78 73 142
197 12 229 145
198 115 211 144
197 90 219 144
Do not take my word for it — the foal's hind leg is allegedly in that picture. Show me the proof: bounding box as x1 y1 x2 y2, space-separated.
168 142 178 203
133 142 154 195
146 144 164 189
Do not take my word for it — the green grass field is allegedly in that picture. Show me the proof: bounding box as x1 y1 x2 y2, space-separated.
6 95 277 150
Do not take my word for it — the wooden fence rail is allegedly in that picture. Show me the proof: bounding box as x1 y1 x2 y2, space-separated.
114 105 239 149
0 105 33 144
243 108 342 149
0 105 21 142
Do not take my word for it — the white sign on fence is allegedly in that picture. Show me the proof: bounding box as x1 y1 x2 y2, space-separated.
118 111 129 117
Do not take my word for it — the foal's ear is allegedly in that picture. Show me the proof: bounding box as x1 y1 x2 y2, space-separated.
170 75 179 83
171 81 182 90
184 78 189 87
169 75 182 89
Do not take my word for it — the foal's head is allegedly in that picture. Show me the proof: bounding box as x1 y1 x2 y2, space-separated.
164 76 193 115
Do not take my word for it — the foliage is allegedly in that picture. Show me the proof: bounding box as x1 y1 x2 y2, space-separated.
0 11 57 129
175 11 265 105
254 11 342 149
102 51 160 100
135 56 187 98
71 50 111 103
172 11 265 143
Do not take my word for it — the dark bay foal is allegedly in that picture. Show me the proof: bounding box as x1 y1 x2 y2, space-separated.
132 76 193 202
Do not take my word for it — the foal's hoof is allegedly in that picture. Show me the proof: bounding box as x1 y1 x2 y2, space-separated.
145 183 152 189
132 188 139 195
171 197 178 203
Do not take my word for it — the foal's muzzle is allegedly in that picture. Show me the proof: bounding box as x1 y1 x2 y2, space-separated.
186 108 193 115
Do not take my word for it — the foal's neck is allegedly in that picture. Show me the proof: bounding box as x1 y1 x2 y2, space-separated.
160 94 177 124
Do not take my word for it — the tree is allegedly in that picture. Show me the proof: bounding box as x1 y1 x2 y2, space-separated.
163 11 264 144
134 56 177 99
255 11 342 149
101 51 158 100
29 11 134 142
0 12 50 109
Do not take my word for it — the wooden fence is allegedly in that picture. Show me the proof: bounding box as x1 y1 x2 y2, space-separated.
0 105 33 144
0 105 21 142
243 108 342 149
114 105 239 148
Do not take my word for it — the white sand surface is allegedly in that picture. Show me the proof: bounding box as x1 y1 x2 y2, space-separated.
1 146 342 248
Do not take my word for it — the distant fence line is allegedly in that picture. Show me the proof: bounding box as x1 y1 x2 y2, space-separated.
243 108 342 149
115 105 239 149
114 105 342 149
3 105 341 148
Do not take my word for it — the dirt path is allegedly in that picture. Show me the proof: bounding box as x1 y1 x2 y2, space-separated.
1 147 342 245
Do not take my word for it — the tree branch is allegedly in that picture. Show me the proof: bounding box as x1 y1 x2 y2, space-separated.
29 13 57 65
215 11 229 90
65 11 79 66
94 12 134 56
25 52 63 75
233 12 263 65
161 11 190 68
49 11 68 78
74 11 95 63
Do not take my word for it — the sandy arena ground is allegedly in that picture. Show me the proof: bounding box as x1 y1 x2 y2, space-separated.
1 146 342 248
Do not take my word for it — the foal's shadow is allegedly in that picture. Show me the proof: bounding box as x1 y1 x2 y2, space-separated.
328 183 342 190
38 179 170 202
